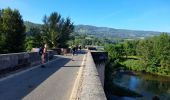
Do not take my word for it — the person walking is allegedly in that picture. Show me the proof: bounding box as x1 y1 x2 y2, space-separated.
75 45 78 55
71 46 76 61
79 45 82 53
41 44 48 67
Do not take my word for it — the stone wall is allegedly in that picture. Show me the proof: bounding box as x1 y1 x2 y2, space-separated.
79 52 107 100
91 51 108 87
0 51 54 72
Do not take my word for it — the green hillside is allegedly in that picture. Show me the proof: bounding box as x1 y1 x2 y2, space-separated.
24 21 168 39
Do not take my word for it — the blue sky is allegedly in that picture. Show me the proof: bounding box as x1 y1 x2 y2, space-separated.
0 0 170 32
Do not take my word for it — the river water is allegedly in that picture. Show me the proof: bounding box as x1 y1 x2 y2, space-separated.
110 72 170 100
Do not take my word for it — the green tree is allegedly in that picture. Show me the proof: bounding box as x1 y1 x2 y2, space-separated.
42 12 74 48
104 44 124 61
25 27 43 51
137 39 155 67
59 18 74 47
0 9 4 51
136 33 170 74
0 8 25 53
123 41 137 57
105 33 170 75
155 33 170 69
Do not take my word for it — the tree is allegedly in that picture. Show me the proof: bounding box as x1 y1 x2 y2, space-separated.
136 38 156 67
136 33 170 74
25 27 43 51
0 9 3 51
42 12 74 48
58 17 74 47
0 8 25 53
123 40 138 57
155 33 170 69
104 44 123 61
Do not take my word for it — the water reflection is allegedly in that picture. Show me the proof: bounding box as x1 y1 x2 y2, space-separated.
112 72 170 100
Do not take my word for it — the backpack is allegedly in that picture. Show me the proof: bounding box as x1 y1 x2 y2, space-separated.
39 47 43 55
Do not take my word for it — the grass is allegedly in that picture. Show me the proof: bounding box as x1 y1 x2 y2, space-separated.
119 56 170 76
120 59 144 71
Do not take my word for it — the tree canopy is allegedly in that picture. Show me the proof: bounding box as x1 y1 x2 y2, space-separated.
0 8 25 53
42 12 74 48
25 27 43 51
105 33 170 76
0 8 74 53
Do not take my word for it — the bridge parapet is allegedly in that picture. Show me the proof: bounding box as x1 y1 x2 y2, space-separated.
79 51 107 100
91 51 108 87
0 50 55 73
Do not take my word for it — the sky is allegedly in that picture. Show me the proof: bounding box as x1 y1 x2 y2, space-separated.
0 0 170 32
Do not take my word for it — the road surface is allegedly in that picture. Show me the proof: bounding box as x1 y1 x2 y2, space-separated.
0 51 86 100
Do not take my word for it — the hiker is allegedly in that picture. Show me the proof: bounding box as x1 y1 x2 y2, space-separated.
39 46 44 56
41 44 48 67
75 45 78 55
71 46 76 61
79 45 82 53
72 46 76 56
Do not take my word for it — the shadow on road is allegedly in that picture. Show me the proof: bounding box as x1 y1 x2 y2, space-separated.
0 55 71 100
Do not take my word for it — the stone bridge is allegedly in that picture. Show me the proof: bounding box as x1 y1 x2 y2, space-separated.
0 50 107 100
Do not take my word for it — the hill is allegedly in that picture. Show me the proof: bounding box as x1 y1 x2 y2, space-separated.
24 21 42 32
74 25 164 39
24 21 167 39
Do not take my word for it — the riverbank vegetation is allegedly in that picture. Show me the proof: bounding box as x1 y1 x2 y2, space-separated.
104 33 170 99
105 33 170 76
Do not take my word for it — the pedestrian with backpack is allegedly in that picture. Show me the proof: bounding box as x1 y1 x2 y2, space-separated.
39 46 44 56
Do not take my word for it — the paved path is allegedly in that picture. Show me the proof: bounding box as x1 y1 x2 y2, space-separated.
0 51 86 100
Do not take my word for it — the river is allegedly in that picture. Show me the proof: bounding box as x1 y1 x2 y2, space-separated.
110 72 170 100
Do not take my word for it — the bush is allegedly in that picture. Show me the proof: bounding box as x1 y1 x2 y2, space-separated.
120 58 170 76
120 59 144 71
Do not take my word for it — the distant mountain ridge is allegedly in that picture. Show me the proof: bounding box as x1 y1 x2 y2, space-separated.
24 21 42 32
74 25 165 39
24 21 167 39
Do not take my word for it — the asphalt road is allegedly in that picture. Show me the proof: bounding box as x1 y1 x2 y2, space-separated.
0 51 85 100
